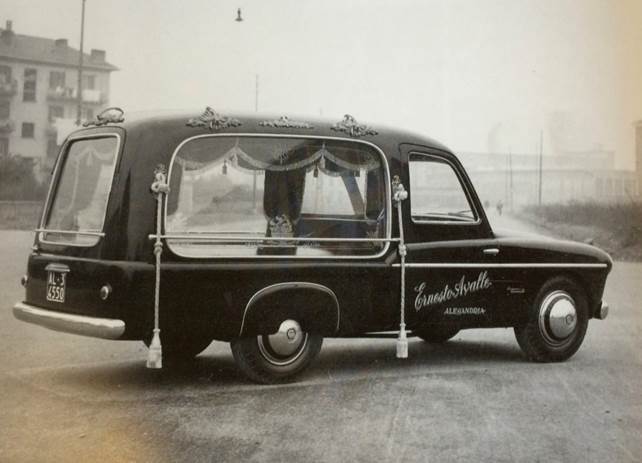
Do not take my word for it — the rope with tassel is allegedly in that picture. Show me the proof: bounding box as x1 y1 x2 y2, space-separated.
392 175 409 359
146 164 169 369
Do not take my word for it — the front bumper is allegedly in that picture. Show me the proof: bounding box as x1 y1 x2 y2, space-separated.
596 301 609 320
13 302 125 340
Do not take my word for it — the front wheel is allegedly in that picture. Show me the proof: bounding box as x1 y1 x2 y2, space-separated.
514 276 588 362
231 319 323 384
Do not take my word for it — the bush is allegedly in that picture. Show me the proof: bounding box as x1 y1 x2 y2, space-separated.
0 155 47 200
521 201 642 260
522 201 642 230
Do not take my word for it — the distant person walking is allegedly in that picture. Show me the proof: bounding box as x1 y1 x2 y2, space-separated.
496 200 503 216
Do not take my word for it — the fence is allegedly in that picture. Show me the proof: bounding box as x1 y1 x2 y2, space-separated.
0 201 42 230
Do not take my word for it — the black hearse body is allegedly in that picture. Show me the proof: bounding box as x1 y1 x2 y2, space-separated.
14 108 612 383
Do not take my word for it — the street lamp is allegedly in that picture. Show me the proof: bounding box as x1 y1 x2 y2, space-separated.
76 0 86 126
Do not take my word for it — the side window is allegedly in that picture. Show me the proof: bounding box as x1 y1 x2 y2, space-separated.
408 153 477 223
166 136 388 257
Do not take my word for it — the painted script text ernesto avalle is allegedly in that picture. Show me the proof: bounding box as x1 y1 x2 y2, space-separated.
414 271 492 311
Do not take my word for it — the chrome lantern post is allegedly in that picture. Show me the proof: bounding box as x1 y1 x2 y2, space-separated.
392 175 409 359
147 165 170 369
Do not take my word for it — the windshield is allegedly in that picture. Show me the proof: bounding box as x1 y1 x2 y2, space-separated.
166 136 388 257
42 136 119 245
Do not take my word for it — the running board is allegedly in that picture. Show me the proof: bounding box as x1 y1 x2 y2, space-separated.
342 331 420 339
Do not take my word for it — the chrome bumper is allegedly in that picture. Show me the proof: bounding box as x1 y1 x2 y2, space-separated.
596 301 609 320
13 302 125 340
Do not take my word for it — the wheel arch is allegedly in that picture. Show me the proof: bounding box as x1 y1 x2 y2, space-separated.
239 282 340 337
543 270 599 318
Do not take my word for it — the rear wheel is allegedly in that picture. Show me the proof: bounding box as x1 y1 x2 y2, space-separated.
414 325 460 344
231 319 323 384
514 276 588 362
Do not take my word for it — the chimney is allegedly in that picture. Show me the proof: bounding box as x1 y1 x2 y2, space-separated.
54 38 68 47
1 20 14 44
90 49 106 62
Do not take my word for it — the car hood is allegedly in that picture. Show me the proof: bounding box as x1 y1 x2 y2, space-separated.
492 227 613 268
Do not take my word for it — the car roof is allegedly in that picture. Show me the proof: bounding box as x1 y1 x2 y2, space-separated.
71 108 454 155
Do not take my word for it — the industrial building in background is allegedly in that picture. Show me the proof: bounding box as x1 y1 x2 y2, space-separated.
0 20 118 177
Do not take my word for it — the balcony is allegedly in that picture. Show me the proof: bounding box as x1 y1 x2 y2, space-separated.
47 86 77 102
0 118 15 133
0 79 18 97
81 89 106 105
47 87 106 105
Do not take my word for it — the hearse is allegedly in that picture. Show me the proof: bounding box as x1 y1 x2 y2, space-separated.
13 107 612 383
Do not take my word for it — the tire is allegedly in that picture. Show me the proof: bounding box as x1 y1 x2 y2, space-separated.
143 332 212 363
414 325 460 344
231 319 323 384
514 276 588 362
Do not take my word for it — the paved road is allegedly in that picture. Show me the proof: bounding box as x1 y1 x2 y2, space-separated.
1 224 640 462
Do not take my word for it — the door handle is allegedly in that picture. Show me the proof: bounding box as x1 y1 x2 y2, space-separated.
483 248 500 256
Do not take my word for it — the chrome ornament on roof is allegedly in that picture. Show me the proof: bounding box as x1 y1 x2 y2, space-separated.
83 107 125 127
331 114 378 138
259 116 314 129
186 107 242 131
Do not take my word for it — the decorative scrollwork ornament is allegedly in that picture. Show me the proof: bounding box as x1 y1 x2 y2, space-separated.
331 114 378 138
186 107 242 131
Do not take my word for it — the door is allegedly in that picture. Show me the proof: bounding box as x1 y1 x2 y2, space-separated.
400 149 500 330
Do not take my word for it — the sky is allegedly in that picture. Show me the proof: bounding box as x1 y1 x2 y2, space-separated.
1 0 641 168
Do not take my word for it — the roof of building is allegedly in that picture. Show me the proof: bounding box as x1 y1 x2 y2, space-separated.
0 25 118 72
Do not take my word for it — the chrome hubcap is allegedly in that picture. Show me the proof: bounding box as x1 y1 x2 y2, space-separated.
539 290 577 345
257 319 308 366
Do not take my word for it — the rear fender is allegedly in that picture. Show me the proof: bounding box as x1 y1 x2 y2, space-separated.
239 282 340 337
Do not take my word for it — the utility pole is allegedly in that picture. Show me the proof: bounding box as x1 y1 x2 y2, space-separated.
76 0 86 126
538 130 543 206
508 149 514 210
255 74 259 113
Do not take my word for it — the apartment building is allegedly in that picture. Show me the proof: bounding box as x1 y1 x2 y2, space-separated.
0 20 118 176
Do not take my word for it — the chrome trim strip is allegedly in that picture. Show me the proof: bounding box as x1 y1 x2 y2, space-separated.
38 133 122 248
153 234 397 243
393 263 608 268
12 302 125 340
164 133 392 260
35 229 106 237
408 152 482 226
239 282 340 336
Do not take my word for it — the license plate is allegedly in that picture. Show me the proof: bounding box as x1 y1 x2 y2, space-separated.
46 268 68 303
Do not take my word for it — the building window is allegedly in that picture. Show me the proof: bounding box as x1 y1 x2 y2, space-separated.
0 137 8 156
22 122 35 138
82 74 95 90
49 71 65 89
0 100 9 119
0 65 11 84
47 136 59 159
49 105 64 121
23 69 37 102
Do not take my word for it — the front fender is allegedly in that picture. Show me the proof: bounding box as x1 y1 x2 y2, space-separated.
239 282 340 337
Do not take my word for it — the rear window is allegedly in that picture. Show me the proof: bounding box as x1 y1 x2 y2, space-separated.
166 136 389 257
41 136 119 245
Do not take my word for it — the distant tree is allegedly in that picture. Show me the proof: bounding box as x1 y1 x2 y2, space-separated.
0 155 47 200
